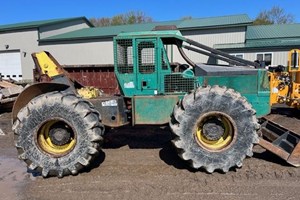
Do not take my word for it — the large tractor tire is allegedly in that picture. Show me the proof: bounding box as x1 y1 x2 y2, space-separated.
12 91 105 178
170 86 259 173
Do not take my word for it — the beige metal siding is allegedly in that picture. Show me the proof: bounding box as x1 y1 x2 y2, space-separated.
273 51 289 66
243 51 288 66
172 27 246 64
183 27 246 47
43 39 114 65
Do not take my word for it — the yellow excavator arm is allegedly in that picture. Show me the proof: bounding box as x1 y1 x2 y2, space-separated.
34 51 64 78
32 51 99 99
32 51 67 81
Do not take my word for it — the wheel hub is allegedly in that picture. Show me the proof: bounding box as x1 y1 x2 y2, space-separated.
195 112 235 151
48 124 71 146
202 119 225 141
37 119 76 156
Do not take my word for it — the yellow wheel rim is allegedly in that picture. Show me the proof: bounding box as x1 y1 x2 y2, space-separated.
37 119 76 156
195 112 236 151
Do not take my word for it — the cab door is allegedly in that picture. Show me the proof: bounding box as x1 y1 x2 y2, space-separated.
136 39 158 94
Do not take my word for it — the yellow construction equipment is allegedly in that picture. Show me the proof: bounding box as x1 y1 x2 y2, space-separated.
269 49 300 108
258 49 300 167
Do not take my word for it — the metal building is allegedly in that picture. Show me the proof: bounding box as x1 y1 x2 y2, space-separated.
215 24 300 67
39 14 252 67
0 17 93 82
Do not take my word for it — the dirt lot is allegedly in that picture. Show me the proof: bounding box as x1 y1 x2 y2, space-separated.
1 110 300 200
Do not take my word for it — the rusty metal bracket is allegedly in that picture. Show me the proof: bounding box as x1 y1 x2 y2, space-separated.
258 117 300 167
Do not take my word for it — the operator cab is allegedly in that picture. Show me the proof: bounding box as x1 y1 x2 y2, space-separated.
114 30 195 97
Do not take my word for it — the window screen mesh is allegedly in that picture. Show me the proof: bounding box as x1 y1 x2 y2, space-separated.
116 39 133 73
164 74 195 93
138 41 155 74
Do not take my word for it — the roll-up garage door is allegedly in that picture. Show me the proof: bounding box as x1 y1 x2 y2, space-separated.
0 51 22 81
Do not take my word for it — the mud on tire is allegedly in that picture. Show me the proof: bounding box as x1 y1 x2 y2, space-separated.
170 85 259 173
12 91 105 178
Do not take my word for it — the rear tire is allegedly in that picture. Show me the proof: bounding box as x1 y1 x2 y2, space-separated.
12 91 105 177
170 86 259 173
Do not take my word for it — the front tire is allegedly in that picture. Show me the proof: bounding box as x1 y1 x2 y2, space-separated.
170 86 259 173
13 91 105 177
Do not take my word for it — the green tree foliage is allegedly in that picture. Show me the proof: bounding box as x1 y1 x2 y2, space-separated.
90 11 153 27
253 6 295 25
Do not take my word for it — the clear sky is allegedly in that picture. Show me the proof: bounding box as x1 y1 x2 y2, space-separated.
1 0 299 25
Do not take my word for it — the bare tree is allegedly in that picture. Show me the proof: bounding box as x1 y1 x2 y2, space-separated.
90 11 153 27
253 6 295 25
125 11 152 24
181 16 192 20
111 15 126 26
90 17 110 27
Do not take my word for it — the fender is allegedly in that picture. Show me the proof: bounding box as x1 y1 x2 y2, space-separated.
12 82 70 123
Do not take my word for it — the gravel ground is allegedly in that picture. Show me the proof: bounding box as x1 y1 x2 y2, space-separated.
1 111 300 200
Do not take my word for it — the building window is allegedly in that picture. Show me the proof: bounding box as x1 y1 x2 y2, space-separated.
230 53 244 59
256 53 272 66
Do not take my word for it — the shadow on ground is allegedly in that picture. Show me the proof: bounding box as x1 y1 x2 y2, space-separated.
103 125 172 149
253 149 290 167
271 105 300 119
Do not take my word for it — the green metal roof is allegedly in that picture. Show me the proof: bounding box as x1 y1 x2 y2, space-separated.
215 23 300 50
115 30 186 41
247 24 300 39
215 38 300 49
40 14 252 42
0 17 93 32
40 21 181 41
247 38 300 47
180 14 252 29
214 43 247 49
